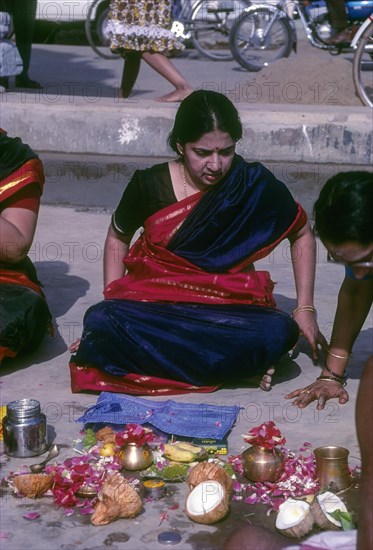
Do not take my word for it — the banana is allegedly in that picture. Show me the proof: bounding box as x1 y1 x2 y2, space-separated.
163 443 199 463
176 442 203 454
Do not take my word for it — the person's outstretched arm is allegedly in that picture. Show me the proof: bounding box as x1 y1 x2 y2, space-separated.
288 221 327 359
286 276 372 409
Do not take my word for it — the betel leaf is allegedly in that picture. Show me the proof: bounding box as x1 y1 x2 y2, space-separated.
329 510 356 530
83 428 97 448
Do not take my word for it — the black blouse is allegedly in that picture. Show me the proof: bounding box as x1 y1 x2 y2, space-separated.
112 162 177 237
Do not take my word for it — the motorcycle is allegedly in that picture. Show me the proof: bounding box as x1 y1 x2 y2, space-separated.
229 0 373 71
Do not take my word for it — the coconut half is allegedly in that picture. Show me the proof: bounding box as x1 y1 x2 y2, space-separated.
186 480 229 524
311 491 348 530
187 462 233 495
275 498 314 538
13 473 54 498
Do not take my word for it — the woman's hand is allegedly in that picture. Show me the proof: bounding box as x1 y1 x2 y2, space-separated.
69 338 81 353
285 379 349 410
293 310 328 362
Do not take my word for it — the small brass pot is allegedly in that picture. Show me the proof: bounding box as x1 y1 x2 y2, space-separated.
118 442 153 471
242 445 285 483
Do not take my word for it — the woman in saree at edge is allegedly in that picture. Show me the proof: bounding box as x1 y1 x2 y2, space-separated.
0 129 51 363
70 90 326 396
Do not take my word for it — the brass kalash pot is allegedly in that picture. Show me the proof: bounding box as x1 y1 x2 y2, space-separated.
242 445 285 483
117 442 153 471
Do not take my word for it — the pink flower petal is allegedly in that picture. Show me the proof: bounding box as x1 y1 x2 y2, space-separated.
80 505 94 515
244 493 258 504
23 512 40 520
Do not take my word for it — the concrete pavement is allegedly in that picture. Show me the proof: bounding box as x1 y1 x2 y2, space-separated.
0 203 372 549
0 41 372 165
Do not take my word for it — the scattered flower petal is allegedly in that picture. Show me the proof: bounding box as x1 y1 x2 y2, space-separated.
23 512 40 520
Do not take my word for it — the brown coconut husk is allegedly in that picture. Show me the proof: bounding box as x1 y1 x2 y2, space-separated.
187 462 233 495
13 473 54 498
186 480 230 525
311 498 340 530
91 473 143 526
277 509 314 538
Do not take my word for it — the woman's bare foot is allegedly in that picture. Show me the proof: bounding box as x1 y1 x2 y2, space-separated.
156 87 193 102
260 367 275 391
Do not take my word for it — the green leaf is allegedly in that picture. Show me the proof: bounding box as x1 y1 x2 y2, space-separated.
83 428 97 448
329 510 355 530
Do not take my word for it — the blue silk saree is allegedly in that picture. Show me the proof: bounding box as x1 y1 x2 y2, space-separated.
70 157 306 395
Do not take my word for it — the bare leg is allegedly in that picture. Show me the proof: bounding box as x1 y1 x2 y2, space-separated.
120 52 142 98
142 52 193 102
326 0 349 32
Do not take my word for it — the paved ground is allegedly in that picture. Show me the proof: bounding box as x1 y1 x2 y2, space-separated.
0 203 372 550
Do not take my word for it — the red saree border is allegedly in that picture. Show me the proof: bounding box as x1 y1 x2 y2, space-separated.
0 158 44 202
0 346 17 363
0 271 44 295
69 362 220 396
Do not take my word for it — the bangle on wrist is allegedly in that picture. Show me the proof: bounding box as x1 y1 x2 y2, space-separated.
317 375 347 387
292 305 317 317
327 350 351 360
323 363 347 381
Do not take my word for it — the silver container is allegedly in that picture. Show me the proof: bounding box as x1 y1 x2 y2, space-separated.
2 399 48 457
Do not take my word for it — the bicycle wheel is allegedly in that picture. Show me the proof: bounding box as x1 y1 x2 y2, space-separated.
230 8 293 71
191 0 249 60
85 0 120 60
353 20 373 107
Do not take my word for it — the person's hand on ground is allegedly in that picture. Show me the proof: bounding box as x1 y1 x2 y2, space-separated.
285 378 349 409
292 310 328 362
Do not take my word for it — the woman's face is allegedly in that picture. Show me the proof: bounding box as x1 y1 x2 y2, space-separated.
325 240 373 279
181 129 236 191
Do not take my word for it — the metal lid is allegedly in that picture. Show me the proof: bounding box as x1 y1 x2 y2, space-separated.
6 399 41 420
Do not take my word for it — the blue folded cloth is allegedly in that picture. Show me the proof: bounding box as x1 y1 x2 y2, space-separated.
77 392 240 440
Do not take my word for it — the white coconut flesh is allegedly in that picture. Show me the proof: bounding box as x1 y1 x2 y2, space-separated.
276 498 310 529
317 491 348 526
186 481 225 516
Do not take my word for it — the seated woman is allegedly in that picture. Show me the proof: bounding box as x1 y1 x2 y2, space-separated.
0 129 51 363
70 90 324 395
